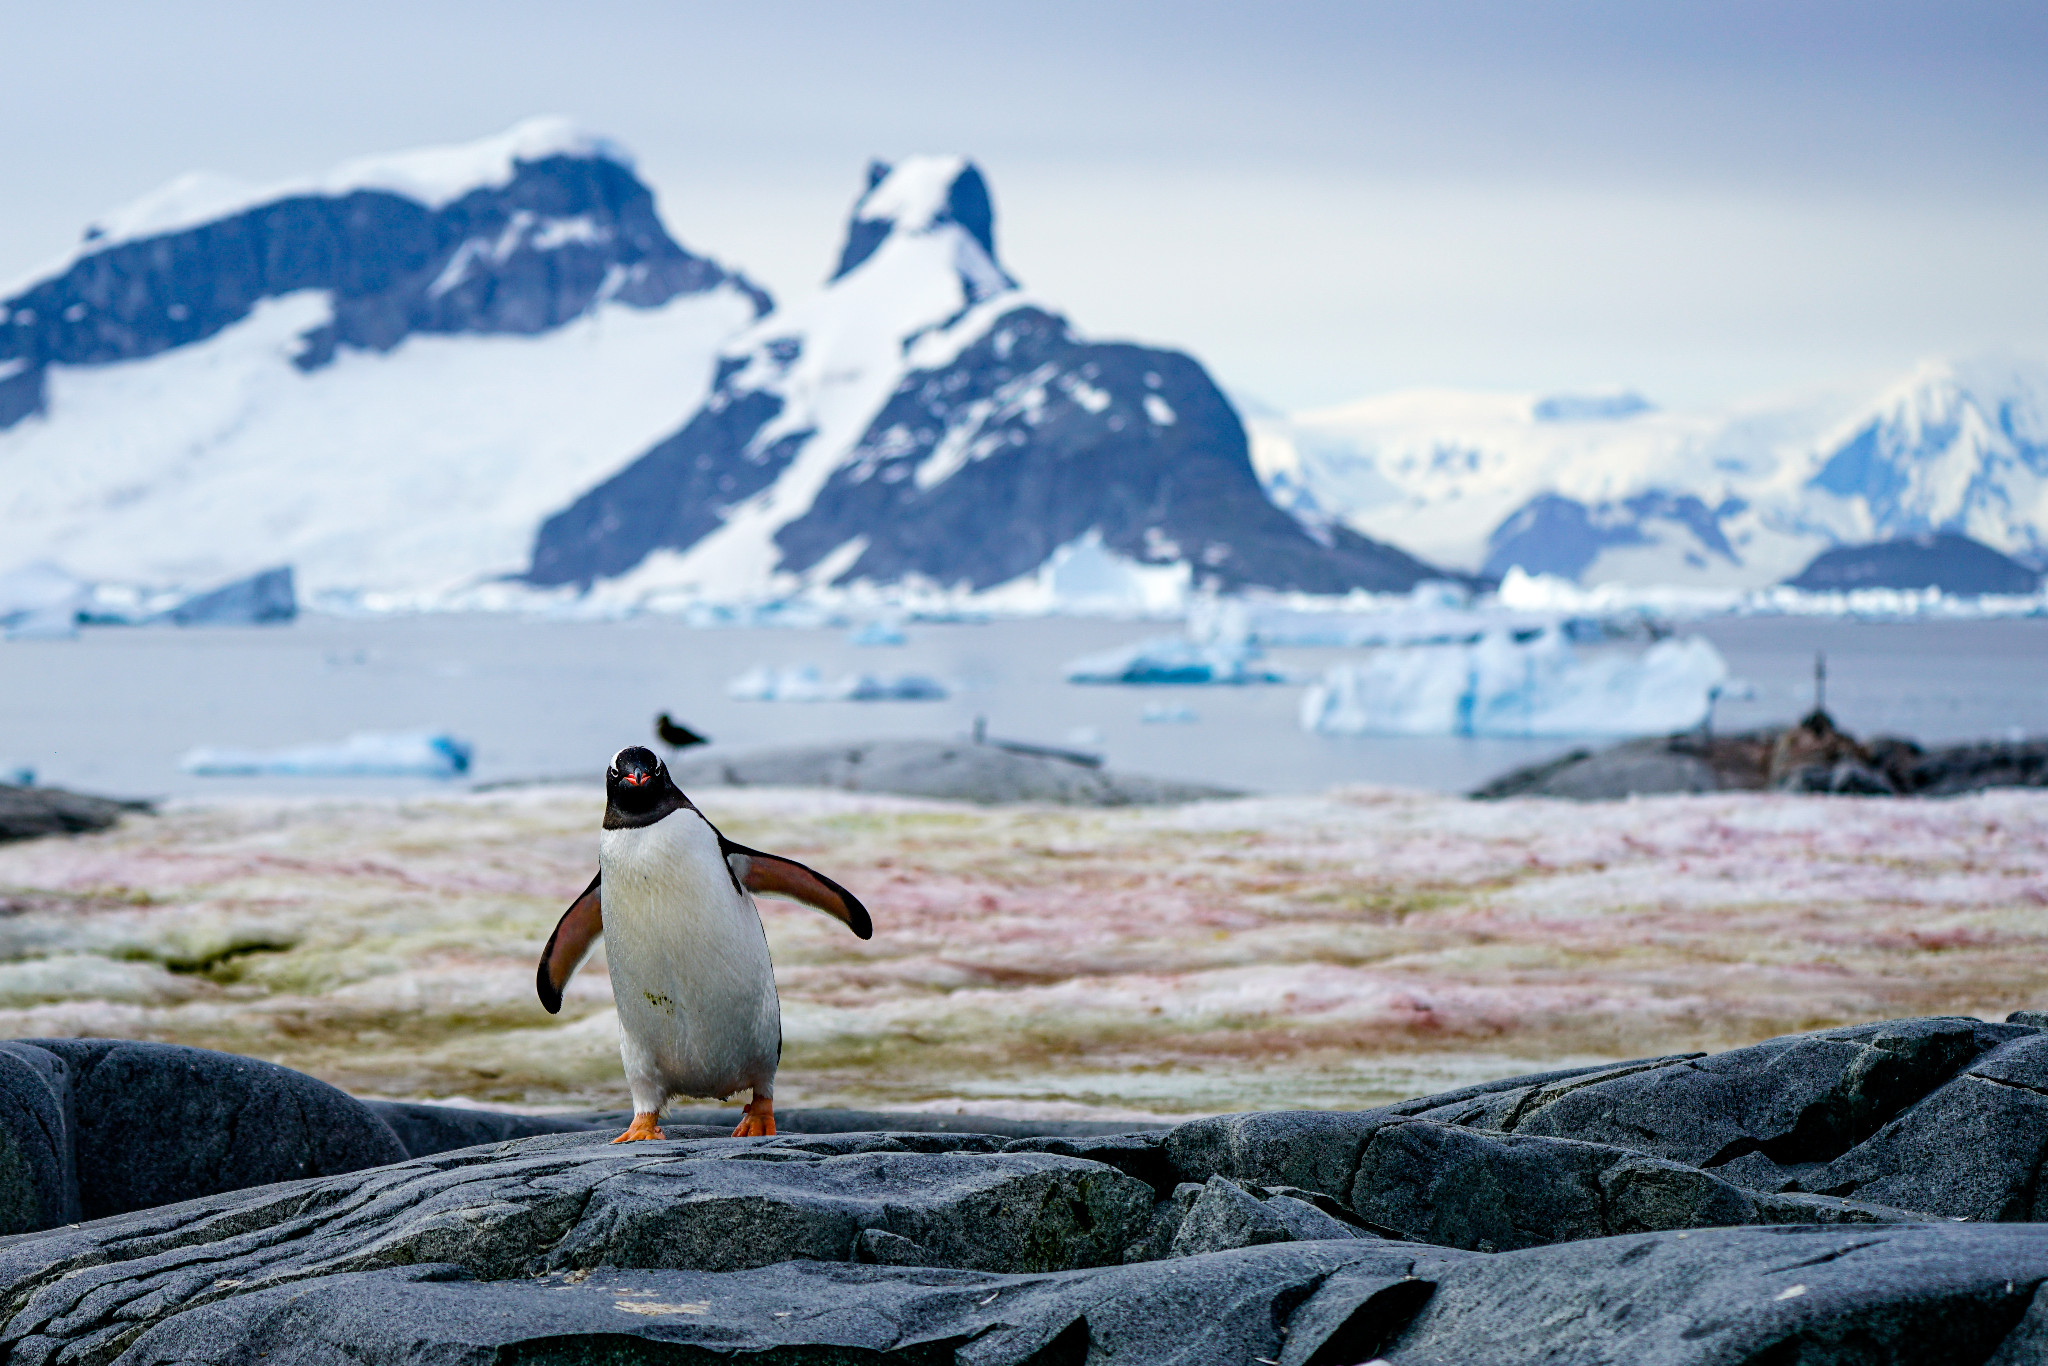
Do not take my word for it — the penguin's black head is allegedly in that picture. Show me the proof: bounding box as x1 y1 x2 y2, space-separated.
604 746 687 828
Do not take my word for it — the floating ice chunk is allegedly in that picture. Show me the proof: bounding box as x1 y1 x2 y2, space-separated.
727 666 946 702
1065 636 1290 685
180 731 473 777
1141 704 1200 724
1300 630 1727 737
0 562 87 639
167 566 296 626
849 619 907 647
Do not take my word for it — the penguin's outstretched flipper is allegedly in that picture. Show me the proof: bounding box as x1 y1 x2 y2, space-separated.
720 840 873 939
537 872 603 1013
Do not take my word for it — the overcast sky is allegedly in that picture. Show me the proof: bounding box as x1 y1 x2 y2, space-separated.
4 0 2044 410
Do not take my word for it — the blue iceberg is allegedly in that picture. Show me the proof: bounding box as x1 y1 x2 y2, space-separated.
849 619 908 647
180 731 473 777
167 566 296 626
1063 636 1291 685
727 666 947 702
0 562 86 640
1299 630 1728 738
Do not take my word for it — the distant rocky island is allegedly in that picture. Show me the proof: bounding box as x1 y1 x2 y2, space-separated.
1475 709 2048 801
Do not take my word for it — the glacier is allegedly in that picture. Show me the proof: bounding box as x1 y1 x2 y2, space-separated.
1298 630 1730 738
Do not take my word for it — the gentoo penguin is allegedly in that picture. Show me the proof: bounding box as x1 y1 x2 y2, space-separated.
535 746 872 1140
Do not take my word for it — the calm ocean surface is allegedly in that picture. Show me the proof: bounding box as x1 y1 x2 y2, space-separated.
2 613 2044 800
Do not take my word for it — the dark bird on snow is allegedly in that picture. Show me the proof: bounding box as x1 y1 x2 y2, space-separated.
655 714 709 752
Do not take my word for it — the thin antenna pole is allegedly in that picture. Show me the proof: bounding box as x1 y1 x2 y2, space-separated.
1814 651 1826 716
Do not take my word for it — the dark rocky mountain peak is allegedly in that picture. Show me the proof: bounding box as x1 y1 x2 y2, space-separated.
833 156 999 281
0 119 767 431
525 156 1453 598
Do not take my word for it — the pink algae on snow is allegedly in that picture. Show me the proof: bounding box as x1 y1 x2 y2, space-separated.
0 783 2042 1116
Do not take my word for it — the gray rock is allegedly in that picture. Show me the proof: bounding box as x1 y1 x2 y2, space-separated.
1170 1175 1300 1256
1165 1109 1391 1200
1379 1223 2048 1365
1799 1033 2048 1220
0 785 150 844
0 1044 76 1234
1493 1017 2025 1170
667 738 1241 806
1122 1184 1201 1262
362 1101 606 1158
33 1205 2048 1366
1351 1121 1760 1252
21 1038 405 1222
1002 1131 1177 1193
112 1241 1404 1366
0 1130 1161 1363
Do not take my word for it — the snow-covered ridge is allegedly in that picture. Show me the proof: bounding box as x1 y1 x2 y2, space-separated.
0 120 764 598
526 157 1439 603
1250 355 2048 590
72 117 627 263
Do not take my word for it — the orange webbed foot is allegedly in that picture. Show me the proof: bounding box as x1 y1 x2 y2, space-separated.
611 1112 667 1142
732 1095 775 1138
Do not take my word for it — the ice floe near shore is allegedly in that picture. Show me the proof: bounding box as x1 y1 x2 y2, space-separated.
180 731 474 777
727 665 947 702
1299 629 1729 737
1063 636 1291 685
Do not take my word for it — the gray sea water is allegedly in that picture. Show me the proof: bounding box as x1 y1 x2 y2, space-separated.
2 613 2043 800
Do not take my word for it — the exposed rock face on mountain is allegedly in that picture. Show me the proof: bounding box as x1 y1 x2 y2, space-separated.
0 120 766 596
527 157 1449 598
1483 489 1745 582
11 1018 2048 1362
0 118 758 403
1787 531 2042 594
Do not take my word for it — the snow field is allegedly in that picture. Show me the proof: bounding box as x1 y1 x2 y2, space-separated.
0 783 2040 1116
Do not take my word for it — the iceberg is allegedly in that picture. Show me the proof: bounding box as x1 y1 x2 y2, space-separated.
727 666 947 702
167 566 297 626
0 562 86 640
849 619 908 647
1300 630 1728 738
180 731 473 777
1063 636 1291 685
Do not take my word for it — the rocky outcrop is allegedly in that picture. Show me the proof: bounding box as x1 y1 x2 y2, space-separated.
1787 532 2042 595
1474 709 2048 800
0 786 150 844
12 1019 2048 1362
665 738 1242 806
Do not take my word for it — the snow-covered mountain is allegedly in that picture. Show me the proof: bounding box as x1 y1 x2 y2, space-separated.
0 119 765 596
525 157 1442 601
1250 358 2048 588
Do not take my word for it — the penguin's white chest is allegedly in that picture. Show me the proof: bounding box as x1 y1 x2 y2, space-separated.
599 811 780 1102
